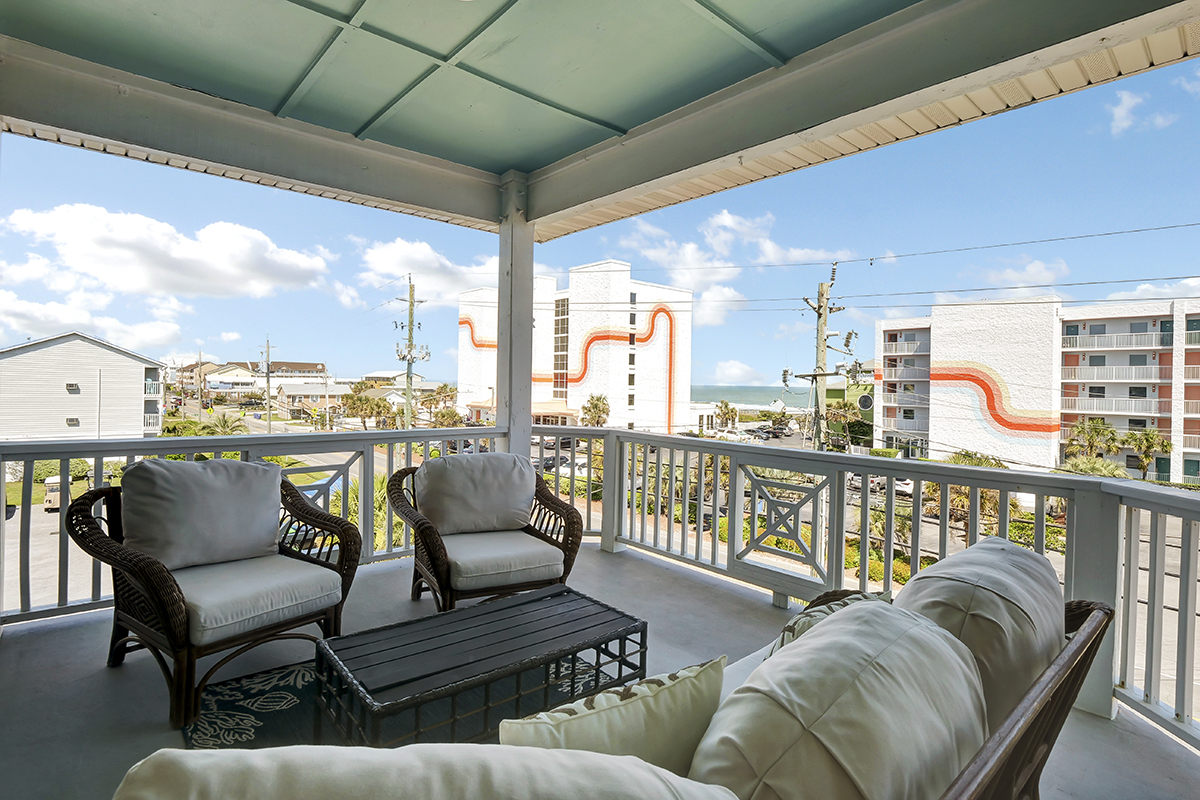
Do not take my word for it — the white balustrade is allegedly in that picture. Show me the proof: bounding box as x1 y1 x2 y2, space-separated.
1061 397 1166 414
1061 366 1166 381
1062 333 1162 348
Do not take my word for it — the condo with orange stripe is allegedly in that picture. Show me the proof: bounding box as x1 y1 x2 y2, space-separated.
876 296 1200 484
456 260 692 435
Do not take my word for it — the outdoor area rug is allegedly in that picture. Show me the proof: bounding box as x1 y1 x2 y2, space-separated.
183 655 616 750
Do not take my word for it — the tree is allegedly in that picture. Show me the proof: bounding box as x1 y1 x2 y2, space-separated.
715 400 737 429
433 407 464 428
921 450 1019 535
1121 428 1172 480
825 398 862 447
344 392 392 430
1065 418 1120 459
198 412 248 436
582 394 610 426
1057 455 1130 478
352 380 371 395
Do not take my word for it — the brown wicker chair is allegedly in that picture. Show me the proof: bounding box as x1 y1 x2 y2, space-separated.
806 590 1115 800
66 480 361 728
387 466 582 611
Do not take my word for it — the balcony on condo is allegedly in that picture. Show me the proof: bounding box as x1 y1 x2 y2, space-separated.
879 391 930 406
880 340 930 355
880 367 930 381
1061 333 1165 349
1060 397 1169 415
1061 366 1169 382
877 417 930 432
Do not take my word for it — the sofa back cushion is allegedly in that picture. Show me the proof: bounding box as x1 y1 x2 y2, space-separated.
500 656 726 776
414 453 535 535
689 602 986 800
112 743 740 800
893 536 1064 731
120 459 282 570
768 591 879 657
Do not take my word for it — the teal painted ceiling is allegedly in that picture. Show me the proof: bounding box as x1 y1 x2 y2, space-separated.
0 0 923 174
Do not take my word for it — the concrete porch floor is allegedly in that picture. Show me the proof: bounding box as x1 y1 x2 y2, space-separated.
0 540 1198 799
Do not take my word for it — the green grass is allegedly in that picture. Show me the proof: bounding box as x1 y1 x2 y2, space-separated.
6 479 90 509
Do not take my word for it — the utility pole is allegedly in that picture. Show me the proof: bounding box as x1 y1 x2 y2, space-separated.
395 277 429 429
195 345 203 423
260 336 272 434
803 266 845 451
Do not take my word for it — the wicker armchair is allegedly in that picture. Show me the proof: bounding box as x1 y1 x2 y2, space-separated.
387 465 582 611
66 480 361 728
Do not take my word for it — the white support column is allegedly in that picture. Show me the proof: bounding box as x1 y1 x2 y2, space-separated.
1070 484 1122 719
1171 301 1185 483
600 430 626 553
495 171 535 454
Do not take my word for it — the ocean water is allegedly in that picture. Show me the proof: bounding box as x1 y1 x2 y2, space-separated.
691 385 812 408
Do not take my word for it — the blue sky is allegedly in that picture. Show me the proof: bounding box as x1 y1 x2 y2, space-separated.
2 59 1200 385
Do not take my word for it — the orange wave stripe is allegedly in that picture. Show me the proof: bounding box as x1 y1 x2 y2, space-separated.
458 305 678 432
931 368 1059 433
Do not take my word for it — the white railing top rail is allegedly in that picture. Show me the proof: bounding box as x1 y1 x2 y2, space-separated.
0 426 508 461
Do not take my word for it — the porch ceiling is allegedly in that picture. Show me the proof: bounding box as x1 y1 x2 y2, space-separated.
1 1 1199 240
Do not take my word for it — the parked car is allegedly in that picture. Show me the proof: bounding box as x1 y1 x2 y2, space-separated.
847 473 885 492
770 425 792 437
894 477 915 496
534 455 571 472
713 429 749 443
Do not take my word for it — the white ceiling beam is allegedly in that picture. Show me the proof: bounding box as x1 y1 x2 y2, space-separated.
0 36 502 228
527 0 1199 225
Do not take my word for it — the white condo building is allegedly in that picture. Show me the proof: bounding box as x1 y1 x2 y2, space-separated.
457 260 691 433
875 297 1200 483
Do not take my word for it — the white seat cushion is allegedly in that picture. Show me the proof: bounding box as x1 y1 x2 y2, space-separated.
440 531 564 591
171 555 342 646
121 458 282 570
113 744 739 800
689 601 986 800
500 657 726 776
414 453 536 535
894 536 1064 731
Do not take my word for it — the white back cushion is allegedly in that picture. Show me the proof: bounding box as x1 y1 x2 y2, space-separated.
113 744 739 800
414 453 536 535
121 459 282 570
768 591 878 657
500 656 726 776
689 602 986 800
894 536 1064 732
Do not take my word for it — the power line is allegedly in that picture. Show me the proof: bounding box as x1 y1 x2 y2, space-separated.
835 273 1200 301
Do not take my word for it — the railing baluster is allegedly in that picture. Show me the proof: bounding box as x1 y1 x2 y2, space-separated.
19 462 33 612
910 479 923 577
652 445 662 549
859 477 870 592
1120 506 1140 690
638 444 649 545
58 458 70 607
938 483 949 561
883 478 895 590
91 456 104 601
1145 512 1166 705
709 453 720 566
998 490 1010 539
696 450 706 561
585 437 594 532
968 486 980 545
1035 494 1047 554
667 446 677 553
1175 518 1198 722
385 444 395 554
828 470 846 591
681 450 691 558
626 442 636 544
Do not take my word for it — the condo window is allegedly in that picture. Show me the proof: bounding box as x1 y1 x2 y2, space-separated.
1091 324 1107 334
902 409 915 420
1129 387 1147 398
629 354 635 365
1064 324 1079 336
1129 354 1147 366
1088 355 1106 367
628 394 635 406
1126 455 1140 469
1089 386 1106 398
628 374 635 386
1130 322 1148 334
629 334 635 345
629 293 637 306
1129 419 1147 428
629 313 636 325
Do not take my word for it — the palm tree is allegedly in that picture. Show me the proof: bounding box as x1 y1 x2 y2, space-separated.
582 394 610 426
198 412 249 436
1065 418 1120 459
825 398 861 445
1056 455 1130 478
433 407 464 428
1121 428 1172 480
715 400 738 429
921 450 1019 535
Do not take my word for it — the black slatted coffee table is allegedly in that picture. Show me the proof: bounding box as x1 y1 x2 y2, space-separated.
314 585 647 747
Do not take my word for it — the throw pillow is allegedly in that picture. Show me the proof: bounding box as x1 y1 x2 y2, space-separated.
113 744 740 800
500 656 727 776
893 536 1065 732
414 452 536 535
767 591 879 657
689 602 986 800
120 459 282 571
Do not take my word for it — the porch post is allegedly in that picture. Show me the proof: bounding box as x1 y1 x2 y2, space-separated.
495 170 534 454
1070 484 1121 718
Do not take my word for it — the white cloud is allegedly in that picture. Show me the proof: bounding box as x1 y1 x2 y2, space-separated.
5 204 327 298
1107 90 1144 136
1107 277 1200 301
0 290 180 351
147 295 194 322
693 285 746 327
162 349 219 365
701 211 772 256
711 359 769 386
315 245 340 261
0 254 54 286
1150 112 1178 129
219 331 241 342
331 280 366 309
984 257 1069 290
775 319 814 340
1173 67 1200 96
356 239 502 307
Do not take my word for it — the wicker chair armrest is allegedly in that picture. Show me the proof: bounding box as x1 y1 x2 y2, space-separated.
66 488 189 647
386 467 451 588
279 481 362 596
528 475 584 579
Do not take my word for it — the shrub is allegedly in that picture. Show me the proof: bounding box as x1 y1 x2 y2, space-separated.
870 448 901 458
31 459 91 483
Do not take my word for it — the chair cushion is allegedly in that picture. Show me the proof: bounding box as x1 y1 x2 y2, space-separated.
414 453 535 535
688 602 986 800
113 744 739 800
768 591 879 657
121 459 282 570
893 536 1064 731
500 656 726 776
171 555 342 646
441 531 564 591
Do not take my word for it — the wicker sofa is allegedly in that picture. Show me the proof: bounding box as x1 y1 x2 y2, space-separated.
110 539 1113 800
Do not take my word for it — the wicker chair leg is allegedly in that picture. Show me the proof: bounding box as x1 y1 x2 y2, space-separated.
106 621 130 668
411 572 425 601
169 651 197 729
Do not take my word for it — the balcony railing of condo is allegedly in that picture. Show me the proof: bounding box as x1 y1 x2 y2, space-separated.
881 341 929 355
1061 367 1169 382
1060 424 1170 442
877 418 930 431
1062 333 1164 349
143 381 161 396
4 425 1200 750
142 414 161 430
1060 397 1168 415
879 392 930 406
880 367 930 380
